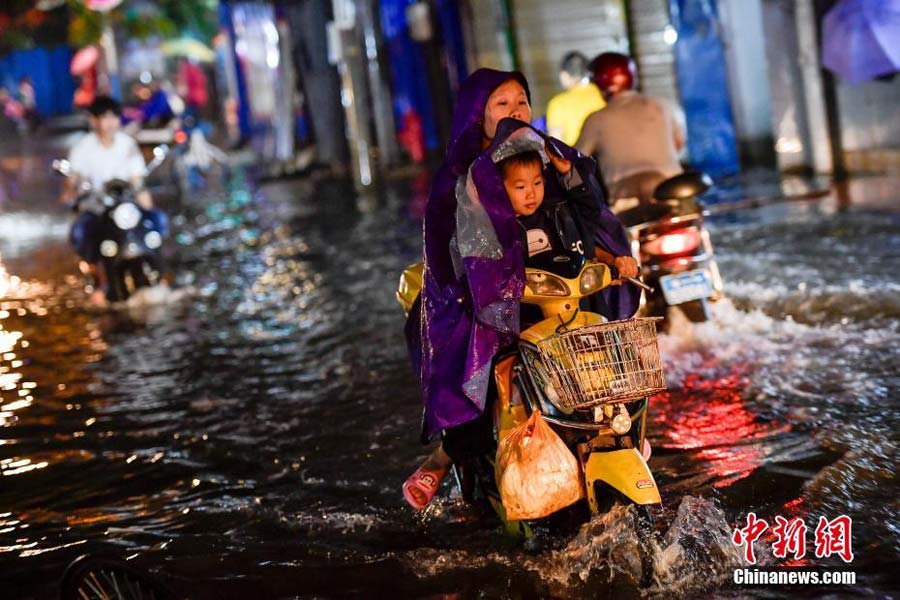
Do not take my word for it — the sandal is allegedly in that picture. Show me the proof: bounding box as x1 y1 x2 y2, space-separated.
402 465 447 510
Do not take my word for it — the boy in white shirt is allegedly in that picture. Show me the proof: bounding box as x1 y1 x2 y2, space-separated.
64 96 167 303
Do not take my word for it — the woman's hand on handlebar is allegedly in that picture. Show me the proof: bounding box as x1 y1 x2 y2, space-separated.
612 256 639 285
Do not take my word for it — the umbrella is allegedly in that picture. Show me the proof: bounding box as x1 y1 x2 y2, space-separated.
160 38 216 63
84 0 123 11
822 0 900 84
70 46 100 76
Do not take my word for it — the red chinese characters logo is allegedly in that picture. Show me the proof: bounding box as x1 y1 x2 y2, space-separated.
772 516 807 559
814 515 854 563
732 512 769 565
732 513 854 564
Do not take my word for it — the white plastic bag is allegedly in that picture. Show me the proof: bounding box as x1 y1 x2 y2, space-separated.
495 410 583 520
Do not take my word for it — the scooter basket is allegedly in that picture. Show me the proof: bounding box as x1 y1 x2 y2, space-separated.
535 317 666 409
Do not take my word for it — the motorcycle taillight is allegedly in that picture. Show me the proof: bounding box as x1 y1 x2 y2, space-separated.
643 227 701 257
174 130 188 144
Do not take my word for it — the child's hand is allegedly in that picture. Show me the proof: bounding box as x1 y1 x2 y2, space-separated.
545 142 572 175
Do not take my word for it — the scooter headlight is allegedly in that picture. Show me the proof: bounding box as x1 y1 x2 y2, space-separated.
580 264 611 295
611 412 632 435
144 231 162 249
112 203 142 230
525 271 570 297
124 242 141 259
99 240 118 257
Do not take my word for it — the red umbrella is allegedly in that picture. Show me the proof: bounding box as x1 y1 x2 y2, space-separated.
70 46 100 76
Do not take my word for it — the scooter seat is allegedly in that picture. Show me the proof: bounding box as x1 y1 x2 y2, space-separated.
653 170 712 202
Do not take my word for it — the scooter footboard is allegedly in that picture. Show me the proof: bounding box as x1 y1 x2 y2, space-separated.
584 448 661 511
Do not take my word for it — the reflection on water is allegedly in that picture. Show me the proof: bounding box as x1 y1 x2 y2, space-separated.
0 170 897 597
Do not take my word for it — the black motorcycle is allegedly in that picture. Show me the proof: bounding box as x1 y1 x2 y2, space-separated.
54 146 169 303
614 170 723 323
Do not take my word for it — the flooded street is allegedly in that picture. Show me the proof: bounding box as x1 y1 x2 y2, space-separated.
1 140 898 598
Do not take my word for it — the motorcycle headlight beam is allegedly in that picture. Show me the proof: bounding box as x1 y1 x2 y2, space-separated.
112 203 143 230
525 272 570 297
144 231 162 249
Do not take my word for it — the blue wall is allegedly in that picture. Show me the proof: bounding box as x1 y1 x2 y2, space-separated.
0 46 75 116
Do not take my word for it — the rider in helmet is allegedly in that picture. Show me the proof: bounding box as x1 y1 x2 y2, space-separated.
575 52 686 207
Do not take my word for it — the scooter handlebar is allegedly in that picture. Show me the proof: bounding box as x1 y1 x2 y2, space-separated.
623 276 654 293
607 265 655 294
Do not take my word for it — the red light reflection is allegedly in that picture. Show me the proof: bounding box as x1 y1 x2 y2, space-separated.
652 363 790 488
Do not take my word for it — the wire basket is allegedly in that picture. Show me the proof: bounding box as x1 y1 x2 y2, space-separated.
535 317 666 410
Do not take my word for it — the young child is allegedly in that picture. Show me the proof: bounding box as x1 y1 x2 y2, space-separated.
402 146 638 511
501 147 639 273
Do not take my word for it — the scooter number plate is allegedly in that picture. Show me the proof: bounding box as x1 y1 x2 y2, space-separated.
659 270 714 305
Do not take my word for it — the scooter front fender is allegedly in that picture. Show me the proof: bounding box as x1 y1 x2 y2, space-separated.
584 448 660 513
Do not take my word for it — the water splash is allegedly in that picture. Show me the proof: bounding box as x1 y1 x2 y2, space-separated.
648 496 743 595
518 496 741 597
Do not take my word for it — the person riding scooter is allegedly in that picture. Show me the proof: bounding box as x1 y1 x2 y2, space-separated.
575 52 686 209
63 96 168 305
576 54 723 323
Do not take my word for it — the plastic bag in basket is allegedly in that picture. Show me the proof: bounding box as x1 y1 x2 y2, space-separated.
495 410 583 520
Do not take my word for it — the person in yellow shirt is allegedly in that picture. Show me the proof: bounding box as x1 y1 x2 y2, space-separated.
545 51 606 146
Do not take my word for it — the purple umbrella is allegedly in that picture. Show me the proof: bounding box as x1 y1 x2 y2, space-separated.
822 0 900 84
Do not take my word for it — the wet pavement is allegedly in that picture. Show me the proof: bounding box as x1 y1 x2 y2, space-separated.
0 135 899 598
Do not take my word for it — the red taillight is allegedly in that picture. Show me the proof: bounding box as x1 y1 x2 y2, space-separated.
174 130 188 144
644 228 701 257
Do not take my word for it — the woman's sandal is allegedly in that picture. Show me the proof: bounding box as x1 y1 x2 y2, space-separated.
402 465 448 511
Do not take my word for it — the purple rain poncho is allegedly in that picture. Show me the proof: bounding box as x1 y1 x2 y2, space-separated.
407 69 639 442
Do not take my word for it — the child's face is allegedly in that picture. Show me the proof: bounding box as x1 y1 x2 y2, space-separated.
503 161 544 217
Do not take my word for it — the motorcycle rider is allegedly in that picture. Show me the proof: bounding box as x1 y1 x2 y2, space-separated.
62 95 167 304
575 52 686 207
403 140 639 509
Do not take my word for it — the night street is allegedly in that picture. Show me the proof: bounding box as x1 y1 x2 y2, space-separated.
2 0 900 598
0 132 897 597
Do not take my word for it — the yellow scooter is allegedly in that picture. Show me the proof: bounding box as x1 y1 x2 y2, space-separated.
398 255 666 535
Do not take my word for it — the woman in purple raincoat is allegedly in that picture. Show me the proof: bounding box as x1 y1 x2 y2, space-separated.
402 69 639 510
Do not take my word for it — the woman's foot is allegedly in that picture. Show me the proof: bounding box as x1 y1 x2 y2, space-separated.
403 466 447 510
403 447 452 511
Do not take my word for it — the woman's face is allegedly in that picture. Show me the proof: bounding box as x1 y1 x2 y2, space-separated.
482 79 531 141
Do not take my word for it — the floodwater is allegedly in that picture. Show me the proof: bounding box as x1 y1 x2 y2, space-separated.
0 138 898 598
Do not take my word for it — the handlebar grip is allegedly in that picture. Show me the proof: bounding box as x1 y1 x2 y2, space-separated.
608 265 655 293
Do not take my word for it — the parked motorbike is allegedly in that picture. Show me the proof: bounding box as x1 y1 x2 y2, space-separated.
613 170 724 323
53 145 169 303
397 255 665 543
